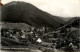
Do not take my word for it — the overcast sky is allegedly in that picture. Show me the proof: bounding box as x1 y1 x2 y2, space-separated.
1 0 80 17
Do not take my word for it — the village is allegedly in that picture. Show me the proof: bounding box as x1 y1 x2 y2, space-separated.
0 0 80 52
1 17 80 51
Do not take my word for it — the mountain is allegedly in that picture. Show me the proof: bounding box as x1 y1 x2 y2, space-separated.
57 17 80 30
66 17 80 25
60 17 72 21
1 1 65 29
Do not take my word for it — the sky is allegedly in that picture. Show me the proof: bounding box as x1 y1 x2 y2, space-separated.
1 0 80 17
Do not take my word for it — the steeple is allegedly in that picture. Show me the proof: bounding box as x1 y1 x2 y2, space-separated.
0 0 3 6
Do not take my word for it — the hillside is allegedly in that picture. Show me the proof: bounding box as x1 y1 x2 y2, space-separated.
1 1 65 29
1 22 30 30
66 17 80 24
60 17 72 21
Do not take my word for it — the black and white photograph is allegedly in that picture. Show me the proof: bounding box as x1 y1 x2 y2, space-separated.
0 0 80 52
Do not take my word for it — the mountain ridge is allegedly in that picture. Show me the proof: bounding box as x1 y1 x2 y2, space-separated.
1 1 65 29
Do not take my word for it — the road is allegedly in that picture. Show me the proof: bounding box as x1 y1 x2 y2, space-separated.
1 49 80 52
